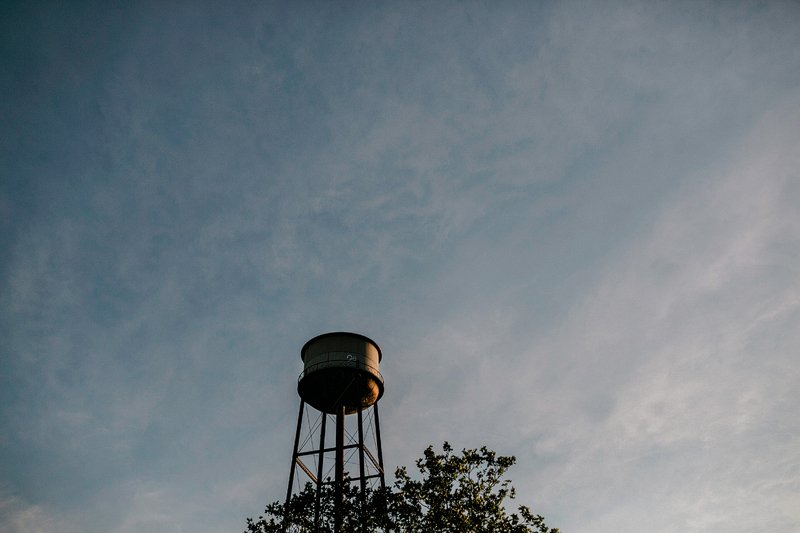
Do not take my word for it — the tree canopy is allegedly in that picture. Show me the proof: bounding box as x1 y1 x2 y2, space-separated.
246 442 558 533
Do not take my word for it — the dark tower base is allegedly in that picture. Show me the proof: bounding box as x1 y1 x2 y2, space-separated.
284 400 385 532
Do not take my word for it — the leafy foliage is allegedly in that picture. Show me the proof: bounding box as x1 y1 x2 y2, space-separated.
246 481 391 533
246 443 558 533
389 442 557 533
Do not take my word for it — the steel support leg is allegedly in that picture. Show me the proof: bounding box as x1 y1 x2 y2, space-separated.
373 402 386 490
334 404 345 533
284 400 305 530
313 413 327 529
358 406 367 532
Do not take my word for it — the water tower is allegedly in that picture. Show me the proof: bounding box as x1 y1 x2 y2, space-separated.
284 332 385 532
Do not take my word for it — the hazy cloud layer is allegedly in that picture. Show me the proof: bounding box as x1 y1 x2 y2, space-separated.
2 2 799 532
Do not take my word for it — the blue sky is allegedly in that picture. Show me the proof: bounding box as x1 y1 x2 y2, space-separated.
2 2 799 532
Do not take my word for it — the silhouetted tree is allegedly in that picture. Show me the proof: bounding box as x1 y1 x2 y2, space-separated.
246 443 558 533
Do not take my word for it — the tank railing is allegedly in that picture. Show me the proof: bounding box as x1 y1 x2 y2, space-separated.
298 352 383 384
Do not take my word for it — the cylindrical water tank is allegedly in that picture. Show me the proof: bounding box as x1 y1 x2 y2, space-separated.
298 332 383 414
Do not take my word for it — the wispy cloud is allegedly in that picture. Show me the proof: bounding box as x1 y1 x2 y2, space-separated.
2 2 799 532
513 96 800 531
0 491 55 533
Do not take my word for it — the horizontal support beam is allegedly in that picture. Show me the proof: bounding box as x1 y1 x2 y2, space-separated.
320 473 384 486
297 443 360 457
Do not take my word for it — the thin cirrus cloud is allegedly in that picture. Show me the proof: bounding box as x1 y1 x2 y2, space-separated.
1 2 799 532
507 96 799 531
